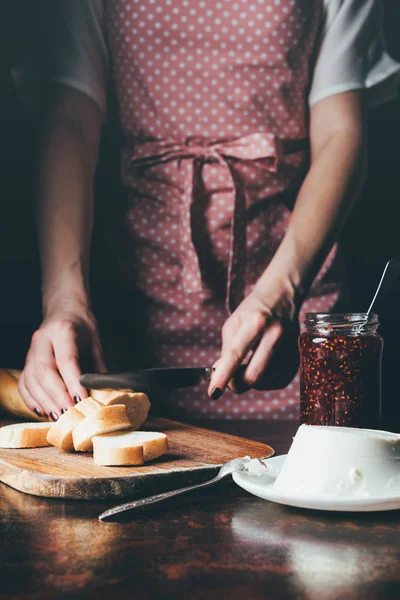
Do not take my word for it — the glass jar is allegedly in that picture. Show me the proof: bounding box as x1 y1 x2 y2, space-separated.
299 313 383 428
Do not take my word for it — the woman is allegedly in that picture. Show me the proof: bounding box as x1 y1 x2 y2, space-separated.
14 0 400 422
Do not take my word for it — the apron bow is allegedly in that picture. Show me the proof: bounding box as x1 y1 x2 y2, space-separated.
127 133 282 313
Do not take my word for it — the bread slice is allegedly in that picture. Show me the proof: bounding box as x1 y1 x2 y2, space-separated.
75 397 103 417
46 398 103 451
46 407 85 451
90 389 150 430
0 422 52 448
72 404 132 452
93 430 168 466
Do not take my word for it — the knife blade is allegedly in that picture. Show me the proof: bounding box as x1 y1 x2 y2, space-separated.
80 367 213 392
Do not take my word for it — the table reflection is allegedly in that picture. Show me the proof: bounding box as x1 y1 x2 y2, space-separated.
231 501 399 598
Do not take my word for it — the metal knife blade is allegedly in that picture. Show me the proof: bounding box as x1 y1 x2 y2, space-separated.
80 367 213 392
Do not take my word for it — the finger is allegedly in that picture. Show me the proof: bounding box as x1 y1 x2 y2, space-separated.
53 330 88 401
220 318 239 353
227 375 250 394
227 360 255 393
18 371 47 418
37 363 76 412
227 350 259 393
221 328 243 393
254 328 300 390
208 326 257 397
243 322 283 387
22 342 63 418
23 364 63 420
30 334 76 414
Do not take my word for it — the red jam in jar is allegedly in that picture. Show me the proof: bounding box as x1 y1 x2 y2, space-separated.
299 313 383 428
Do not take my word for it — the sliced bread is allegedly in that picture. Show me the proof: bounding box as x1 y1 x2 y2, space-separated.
46 407 85 451
92 430 168 466
72 404 132 452
0 422 53 448
75 397 103 417
46 397 103 451
90 389 150 430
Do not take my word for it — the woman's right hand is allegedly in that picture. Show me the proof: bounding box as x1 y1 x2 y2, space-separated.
19 307 106 421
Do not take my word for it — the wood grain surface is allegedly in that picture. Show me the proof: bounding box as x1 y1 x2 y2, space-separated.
0 420 399 600
0 416 274 500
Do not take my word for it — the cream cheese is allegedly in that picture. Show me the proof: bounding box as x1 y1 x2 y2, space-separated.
273 425 400 497
245 458 268 476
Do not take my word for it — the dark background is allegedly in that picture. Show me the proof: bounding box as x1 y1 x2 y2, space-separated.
1 1 400 427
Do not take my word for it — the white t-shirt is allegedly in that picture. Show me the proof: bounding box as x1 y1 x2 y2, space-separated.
13 0 400 114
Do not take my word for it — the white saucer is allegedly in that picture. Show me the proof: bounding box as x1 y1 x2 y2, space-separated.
232 455 400 512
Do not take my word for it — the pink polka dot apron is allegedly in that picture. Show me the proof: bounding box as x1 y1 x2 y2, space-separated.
104 0 348 421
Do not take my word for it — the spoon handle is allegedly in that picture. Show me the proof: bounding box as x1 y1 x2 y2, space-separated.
367 259 400 315
98 474 222 521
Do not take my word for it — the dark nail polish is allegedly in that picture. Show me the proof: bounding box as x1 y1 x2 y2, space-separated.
49 412 59 422
211 387 223 400
61 408 69 414
73 395 81 404
33 407 43 417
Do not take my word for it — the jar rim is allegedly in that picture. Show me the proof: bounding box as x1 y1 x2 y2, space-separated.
304 312 379 333
305 312 378 323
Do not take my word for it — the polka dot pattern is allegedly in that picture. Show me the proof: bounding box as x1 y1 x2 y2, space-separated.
124 132 283 312
107 0 321 141
103 1 348 420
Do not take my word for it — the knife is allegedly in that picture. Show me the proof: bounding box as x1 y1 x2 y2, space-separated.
80 367 215 392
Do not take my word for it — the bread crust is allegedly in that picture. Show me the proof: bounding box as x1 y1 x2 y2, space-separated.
0 369 48 421
142 435 169 462
72 404 132 452
90 389 150 430
75 397 102 417
46 408 85 451
0 422 52 448
93 431 168 466
94 443 145 466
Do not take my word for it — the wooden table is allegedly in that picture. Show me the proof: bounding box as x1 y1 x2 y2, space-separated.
0 420 399 600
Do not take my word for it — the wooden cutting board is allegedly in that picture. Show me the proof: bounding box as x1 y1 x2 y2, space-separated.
0 416 274 500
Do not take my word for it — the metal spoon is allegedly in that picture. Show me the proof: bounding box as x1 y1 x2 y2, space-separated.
366 258 400 315
99 456 265 522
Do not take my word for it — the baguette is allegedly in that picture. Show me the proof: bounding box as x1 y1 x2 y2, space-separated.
90 389 150 430
72 404 132 452
0 369 151 430
0 422 52 448
0 369 47 421
93 430 168 466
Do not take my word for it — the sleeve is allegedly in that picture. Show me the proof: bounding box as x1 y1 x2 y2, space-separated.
12 0 108 113
309 0 400 107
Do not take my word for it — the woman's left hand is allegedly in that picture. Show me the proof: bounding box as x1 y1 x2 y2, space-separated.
208 285 300 399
